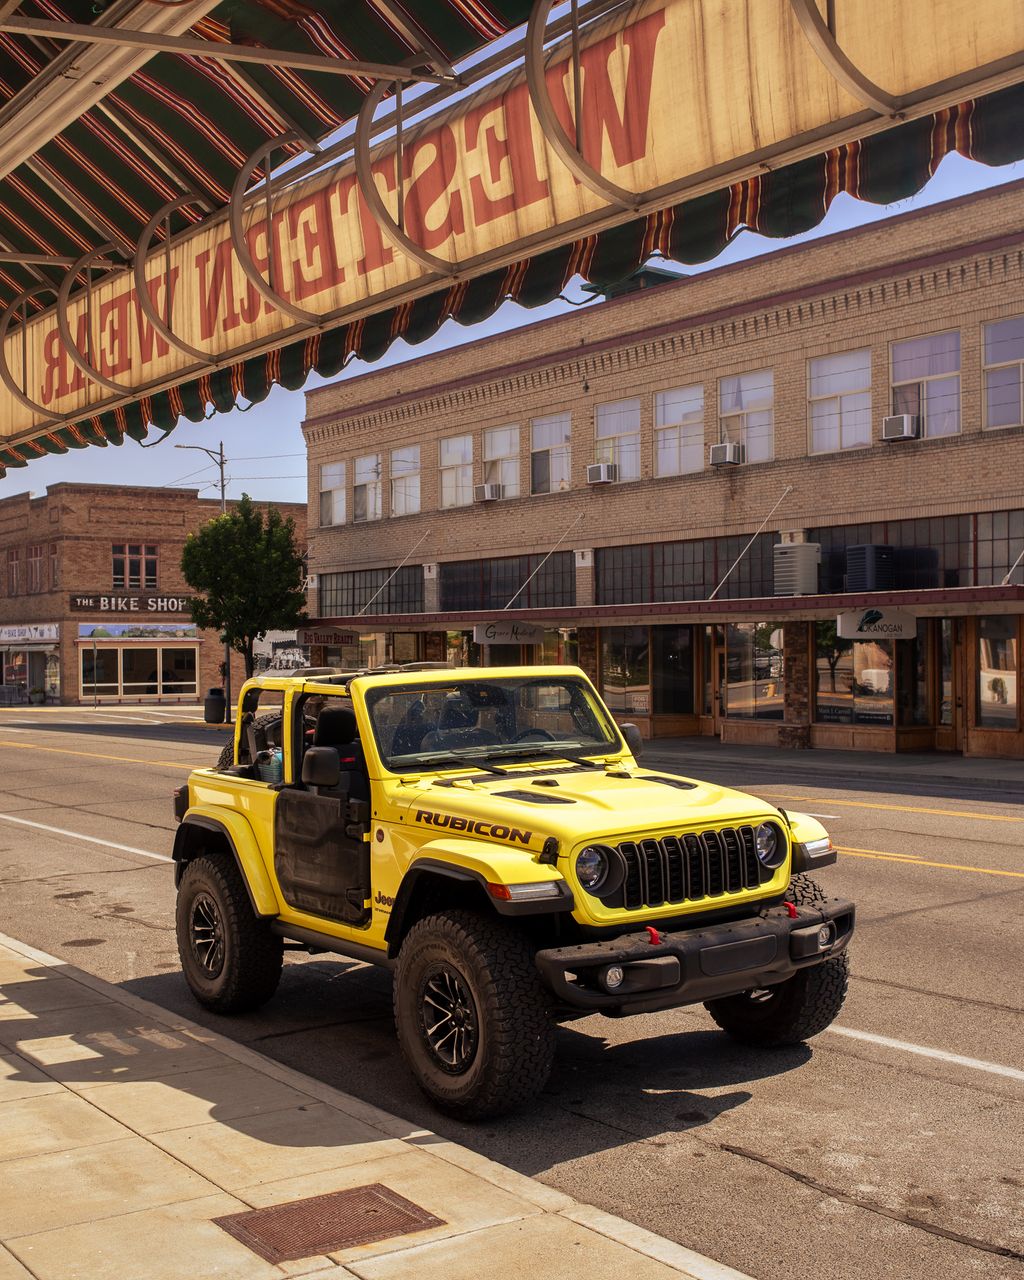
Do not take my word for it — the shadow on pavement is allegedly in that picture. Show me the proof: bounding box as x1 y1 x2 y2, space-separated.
120 960 812 1177
0 718 225 750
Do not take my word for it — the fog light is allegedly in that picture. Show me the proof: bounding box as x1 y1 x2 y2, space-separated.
818 924 835 949
602 964 625 991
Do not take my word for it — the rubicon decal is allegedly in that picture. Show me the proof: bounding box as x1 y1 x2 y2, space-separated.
415 810 533 846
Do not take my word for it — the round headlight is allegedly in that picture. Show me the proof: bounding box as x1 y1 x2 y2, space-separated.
576 845 609 891
755 822 784 869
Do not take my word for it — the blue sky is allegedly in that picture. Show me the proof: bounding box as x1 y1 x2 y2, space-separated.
3 151 1019 508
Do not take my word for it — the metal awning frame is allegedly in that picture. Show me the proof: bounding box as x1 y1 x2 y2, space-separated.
2 0 1024 447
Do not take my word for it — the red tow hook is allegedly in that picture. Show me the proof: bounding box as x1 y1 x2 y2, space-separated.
784 902 798 919
645 925 662 945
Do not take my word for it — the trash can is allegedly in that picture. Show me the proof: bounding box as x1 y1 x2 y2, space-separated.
204 687 226 724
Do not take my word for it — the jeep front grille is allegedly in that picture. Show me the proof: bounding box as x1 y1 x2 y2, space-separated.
617 827 773 910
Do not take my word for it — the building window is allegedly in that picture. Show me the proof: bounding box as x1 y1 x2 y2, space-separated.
319 462 346 526
595 534 778 605
595 398 641 480
808 350 871 453
976 616 1019 730
983 316 1024 428
390 446 420 516
976 509 1024 585
655 386 704 476
7 548 20 596
50 543 59 590
814 624 894 726
81 646 198 699
353 453 382 523
600 626 650 714
26 545 44 594
531 412 571 494
319 566 424 616
725 623 785 720
439 552 575 611
482 426 520 498
652 625 695 714
440 434 473 508
891 331 960 437
719 370 774 462
112 544 157 590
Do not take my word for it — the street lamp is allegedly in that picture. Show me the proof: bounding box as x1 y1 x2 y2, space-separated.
175 441 231 721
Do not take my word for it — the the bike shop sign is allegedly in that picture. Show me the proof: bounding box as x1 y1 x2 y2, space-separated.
838 608 917 640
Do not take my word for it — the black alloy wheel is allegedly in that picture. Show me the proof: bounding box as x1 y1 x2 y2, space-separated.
419 964 480 1073
189 891 225 979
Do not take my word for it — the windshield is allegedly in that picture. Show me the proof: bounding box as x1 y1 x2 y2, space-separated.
365 675 622 772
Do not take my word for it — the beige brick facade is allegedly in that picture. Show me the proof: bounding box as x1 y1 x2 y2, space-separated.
301 182 1024 758
0 485 305 705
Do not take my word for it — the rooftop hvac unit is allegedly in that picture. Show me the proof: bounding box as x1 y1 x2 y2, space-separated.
846 544 895 593
773 542 821 596
882 414 919 441
709 441 745 466
587 462 618 484
473 483 503 502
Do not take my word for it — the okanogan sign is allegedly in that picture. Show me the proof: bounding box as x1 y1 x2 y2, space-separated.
3 0 1023 443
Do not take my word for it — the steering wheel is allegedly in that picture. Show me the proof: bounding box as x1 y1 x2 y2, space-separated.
514 728 555 742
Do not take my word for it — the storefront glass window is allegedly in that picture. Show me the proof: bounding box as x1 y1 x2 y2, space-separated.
896 622 930 726
541 629 578 666
976 616 1019 730
814 625 894 725
652 626 694 714
601 627 650 715
163 649 198 695
939 620 954 726
122 648 159 694
702 627 714 716
725 624 784 720
82 648 118 696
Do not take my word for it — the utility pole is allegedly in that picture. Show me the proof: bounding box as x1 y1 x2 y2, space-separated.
175 441 231 722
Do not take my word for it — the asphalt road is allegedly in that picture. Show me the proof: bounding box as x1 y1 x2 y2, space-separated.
0 706 1021 1280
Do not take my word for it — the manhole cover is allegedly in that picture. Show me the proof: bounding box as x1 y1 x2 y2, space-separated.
213 1183 445 1262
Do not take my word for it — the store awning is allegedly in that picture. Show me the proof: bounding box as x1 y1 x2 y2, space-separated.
305 585 1024 634
1 0 1023 475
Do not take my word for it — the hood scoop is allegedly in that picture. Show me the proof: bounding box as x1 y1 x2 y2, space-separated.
493 789 576 805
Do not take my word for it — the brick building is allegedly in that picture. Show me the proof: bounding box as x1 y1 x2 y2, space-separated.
301 181 1024 759
0 484 305 705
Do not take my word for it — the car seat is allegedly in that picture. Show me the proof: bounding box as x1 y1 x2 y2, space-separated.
419 695 500 751
311 705 369 802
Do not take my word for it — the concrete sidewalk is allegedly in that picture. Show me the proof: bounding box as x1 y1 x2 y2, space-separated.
639 737 1024 793
0 933 750 1280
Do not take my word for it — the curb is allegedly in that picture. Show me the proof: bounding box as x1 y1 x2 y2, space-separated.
0 930 753 1280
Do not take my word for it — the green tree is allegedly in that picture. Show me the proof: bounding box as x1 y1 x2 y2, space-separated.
181 494 306 678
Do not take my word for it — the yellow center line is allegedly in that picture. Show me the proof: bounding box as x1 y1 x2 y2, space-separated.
764 793 1024 824
0 738 199 771
838 845 1024 879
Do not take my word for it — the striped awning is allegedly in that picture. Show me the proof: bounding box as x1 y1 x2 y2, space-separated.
0 0 1023 475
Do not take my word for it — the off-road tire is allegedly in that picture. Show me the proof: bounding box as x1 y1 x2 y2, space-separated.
704 874 849 1047
215 711 277 771
176 854 283 1014
393 910 554 1119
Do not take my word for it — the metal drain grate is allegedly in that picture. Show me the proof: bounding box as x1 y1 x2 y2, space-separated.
213 1183 445 1263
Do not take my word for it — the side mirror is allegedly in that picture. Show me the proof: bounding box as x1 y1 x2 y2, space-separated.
620 722 643 759
301 746 341 789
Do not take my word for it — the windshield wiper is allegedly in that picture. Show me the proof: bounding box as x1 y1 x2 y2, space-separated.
480 742 603 764
388 748 506 775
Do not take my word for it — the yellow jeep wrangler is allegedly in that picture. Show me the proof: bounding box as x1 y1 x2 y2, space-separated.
172 665 854 1118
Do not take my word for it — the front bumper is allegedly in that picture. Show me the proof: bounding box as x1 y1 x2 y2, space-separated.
534 896 855 1015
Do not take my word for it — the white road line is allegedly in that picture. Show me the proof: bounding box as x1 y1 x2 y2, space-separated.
803 812 840 820
0 813 172 863
828 1026 1024 1081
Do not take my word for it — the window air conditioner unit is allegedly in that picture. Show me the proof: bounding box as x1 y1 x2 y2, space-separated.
882 414 919 441
473 483 503 502
587 462 618 484
710 441 745 466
